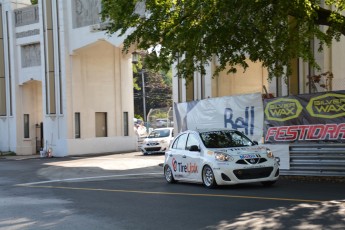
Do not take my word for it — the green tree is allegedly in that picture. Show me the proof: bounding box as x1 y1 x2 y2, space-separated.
31 0 38 4
101 0 345 80
133 68 172 120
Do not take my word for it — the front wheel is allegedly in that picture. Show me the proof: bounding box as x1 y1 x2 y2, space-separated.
164 165 176 183
202 165 217 188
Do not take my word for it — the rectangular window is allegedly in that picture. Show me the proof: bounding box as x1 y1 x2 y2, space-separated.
24 114 29 138
75 112 80 138
123 112 129 136
95 112 107 137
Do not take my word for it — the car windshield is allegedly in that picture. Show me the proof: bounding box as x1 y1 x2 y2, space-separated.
148 129 171 138
200 130 254 148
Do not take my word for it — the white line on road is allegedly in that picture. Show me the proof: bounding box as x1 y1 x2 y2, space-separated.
17 172 162 186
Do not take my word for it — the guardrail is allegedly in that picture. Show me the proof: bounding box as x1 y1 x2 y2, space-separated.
280 144 345 176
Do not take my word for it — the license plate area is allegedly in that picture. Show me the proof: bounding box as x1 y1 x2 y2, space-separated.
239 154 260 159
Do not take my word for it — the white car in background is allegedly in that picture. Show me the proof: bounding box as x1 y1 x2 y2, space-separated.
163 129 279 188
141 128 174 155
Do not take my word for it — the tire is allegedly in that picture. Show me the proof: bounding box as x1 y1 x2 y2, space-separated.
202 165 217 188
261 180 277 187
164 165 176 183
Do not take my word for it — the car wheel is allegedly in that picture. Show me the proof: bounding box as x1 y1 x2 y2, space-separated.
202 165 217 188
164 165 176 183
261 180 277 187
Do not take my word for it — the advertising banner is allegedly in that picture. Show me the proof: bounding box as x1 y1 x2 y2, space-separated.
264 91 345 143
174 93 264 142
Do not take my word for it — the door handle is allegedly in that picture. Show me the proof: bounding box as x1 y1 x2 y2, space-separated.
182 155 186 158
169 154 173 157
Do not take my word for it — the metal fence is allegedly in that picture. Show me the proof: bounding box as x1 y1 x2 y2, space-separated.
280 144 345 176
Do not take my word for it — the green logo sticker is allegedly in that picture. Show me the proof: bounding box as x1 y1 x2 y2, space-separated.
265 98 303 121
306 93 345 119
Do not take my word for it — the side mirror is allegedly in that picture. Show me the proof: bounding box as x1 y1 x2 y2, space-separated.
252 141 258 145
189 145 200 152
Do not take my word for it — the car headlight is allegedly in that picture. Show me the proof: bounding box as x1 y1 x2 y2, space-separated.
266 149 274 158
160 139 167 144
215 152 233 161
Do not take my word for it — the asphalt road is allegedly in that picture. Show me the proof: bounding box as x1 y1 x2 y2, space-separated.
0 152 344 230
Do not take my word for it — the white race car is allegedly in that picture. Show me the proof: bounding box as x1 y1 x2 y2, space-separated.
141 128 174 155
163 129 279 188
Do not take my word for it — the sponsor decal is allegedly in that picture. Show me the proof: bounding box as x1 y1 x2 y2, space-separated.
306 93 345 119
265 98 302 121
227 146 266 152
224 106 255 135
265 123 345 141
240 154 261 159
172 158 178 171
171 158 198 173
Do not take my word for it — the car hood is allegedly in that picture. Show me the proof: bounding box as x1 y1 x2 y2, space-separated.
209 146 268 155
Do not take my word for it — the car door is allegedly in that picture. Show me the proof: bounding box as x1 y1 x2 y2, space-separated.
167 133 188 180
183 133 202 182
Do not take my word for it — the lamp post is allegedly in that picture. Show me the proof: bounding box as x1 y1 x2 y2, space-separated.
140 69 147 122
132 51 147 122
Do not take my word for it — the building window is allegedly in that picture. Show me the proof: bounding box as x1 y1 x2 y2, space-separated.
24 114 30 138
75 112 80 138
95 112 107 137
123 112 129 136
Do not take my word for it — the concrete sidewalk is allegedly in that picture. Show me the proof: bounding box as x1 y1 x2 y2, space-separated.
1 151 165 181
0 153 41 160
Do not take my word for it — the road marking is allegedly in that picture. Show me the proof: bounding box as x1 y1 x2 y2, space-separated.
16 184 325 203
16 172 162 186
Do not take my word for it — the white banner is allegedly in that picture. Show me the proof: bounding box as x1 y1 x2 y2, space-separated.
174 93 264 142
263 144 290 170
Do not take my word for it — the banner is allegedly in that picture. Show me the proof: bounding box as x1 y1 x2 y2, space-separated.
174 93 264 142
264 91 345 143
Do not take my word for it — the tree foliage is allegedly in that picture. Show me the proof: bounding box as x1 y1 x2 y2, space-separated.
133 68 172 120
101 0 345 80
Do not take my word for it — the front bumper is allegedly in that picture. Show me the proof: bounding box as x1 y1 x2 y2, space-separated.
141 144 169 154
212 162 280 185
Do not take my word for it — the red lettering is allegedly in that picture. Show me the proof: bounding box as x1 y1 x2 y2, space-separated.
286 126 298 141
306 125 324 140
276 126 288 141
321 124 337 140
265 123 345 142
265 127 278 141
336 123 345 139
297 125 310 140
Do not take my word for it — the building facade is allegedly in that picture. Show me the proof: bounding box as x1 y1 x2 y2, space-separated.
0 0 137 156
173 34 345 103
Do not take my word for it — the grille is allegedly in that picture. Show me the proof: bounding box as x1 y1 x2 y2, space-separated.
147 142 159 146
233 167 273 180
236 158 267 165
144 147 161 151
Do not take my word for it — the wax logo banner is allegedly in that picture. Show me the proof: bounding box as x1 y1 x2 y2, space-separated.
265 98 303 121
264 91 345 143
